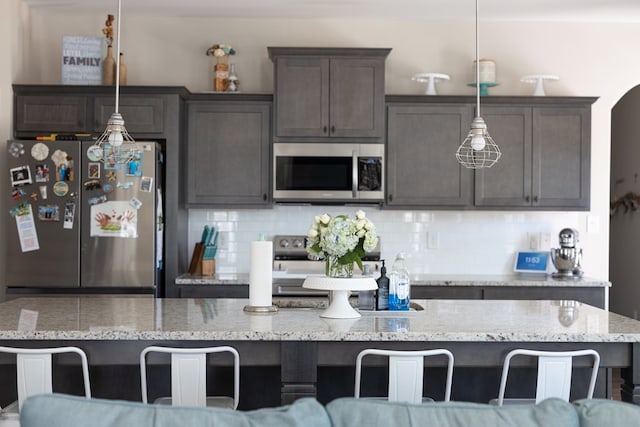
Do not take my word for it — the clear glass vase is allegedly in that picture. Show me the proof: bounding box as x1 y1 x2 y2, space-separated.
325 255 354 278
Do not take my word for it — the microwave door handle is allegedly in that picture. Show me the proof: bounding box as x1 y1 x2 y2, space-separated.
352 149 358 198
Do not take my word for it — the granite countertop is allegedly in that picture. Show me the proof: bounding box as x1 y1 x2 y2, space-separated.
0 296 636 342
176 273 610 287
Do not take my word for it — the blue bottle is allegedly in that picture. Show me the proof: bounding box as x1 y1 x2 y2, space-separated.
389 253 410 311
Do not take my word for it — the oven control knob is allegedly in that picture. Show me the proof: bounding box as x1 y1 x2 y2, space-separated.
279 239 289 248
292 239 303 248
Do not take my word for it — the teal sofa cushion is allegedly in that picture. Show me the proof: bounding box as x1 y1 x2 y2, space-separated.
326 397 579 427
574 398 640 426
20 394 331 427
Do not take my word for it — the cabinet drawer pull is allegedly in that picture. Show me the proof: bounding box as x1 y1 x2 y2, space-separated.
533 195 539 203
330 125 335 134
323 126 328 134
263 193 267 201
525 195 530 203
388 194 393 202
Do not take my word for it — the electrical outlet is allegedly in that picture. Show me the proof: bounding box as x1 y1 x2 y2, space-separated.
529 233 540 250
541 232 551 249
427 231 440 249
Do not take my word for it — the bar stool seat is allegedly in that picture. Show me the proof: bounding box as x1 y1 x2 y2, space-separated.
140 346 240 409
0 346 91 427
354 348 454 404
490 348 600 406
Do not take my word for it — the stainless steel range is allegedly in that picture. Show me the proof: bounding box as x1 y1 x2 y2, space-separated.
272 235 381 296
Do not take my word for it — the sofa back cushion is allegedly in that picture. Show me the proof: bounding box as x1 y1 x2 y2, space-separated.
574 398 640 426
326 397 579 427
20 394 331 427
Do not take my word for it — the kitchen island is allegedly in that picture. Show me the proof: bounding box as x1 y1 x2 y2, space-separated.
0 296 637 406
176 274 610 309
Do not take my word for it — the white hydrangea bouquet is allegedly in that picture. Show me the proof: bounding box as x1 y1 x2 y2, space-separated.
307 210 378 277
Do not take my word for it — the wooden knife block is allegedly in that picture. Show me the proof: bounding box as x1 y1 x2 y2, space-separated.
188 242 216 276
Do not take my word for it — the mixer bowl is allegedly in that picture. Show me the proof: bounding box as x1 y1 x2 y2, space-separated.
550 247 582 277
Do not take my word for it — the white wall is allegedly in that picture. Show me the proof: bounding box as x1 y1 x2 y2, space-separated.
13 9 640 279
0 0 24 300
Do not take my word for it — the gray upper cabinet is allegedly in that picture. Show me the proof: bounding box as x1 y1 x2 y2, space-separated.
386 103 473 208
476 104 591 210
94 96 165 134
474 106 533 207
269 47 390 142
15 94 89 133
386 95 596 211
186 99 271 207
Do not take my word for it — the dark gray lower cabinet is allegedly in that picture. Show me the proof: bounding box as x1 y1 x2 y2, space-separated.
386 104 473 207
186 100 271 206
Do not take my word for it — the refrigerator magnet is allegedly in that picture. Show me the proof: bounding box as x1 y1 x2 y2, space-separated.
83 179 101 191
10 166 33 186
35 164 50 182
38 205 60 222
87 145 103 162
116 181 133 189
8 142 25 158
88 194 107 206
63 201 75 229
103 183 114 193
52 181 69 197
31 142 49 161
140 176 153 192
88 162 100 179
129 197 142 210
125 152 142 177
29 192 38 201
11 187 26 200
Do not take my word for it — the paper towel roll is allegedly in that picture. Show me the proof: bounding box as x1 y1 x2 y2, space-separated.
249 240 273 307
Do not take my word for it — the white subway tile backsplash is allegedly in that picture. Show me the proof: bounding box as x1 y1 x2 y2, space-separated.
188 206 584 275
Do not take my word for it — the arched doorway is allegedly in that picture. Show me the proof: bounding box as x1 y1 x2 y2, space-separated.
609 84 640 318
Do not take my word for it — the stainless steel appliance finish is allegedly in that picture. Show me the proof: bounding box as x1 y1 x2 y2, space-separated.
272 234 381 296
273 143 384 202
4 140 161 291
550 228 583 279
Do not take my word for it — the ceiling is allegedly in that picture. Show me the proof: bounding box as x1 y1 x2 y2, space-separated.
20 0 640 22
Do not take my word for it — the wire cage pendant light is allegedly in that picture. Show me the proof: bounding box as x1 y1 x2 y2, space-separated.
456 0 501 169
89 0 136 165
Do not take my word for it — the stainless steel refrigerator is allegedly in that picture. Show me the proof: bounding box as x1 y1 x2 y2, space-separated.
4 139 162 291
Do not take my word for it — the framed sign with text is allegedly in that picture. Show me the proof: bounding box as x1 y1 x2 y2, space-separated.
61 35 103 85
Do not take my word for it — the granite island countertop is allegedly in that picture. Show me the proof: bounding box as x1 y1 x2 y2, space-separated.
0 296 635 343
176 273 610 288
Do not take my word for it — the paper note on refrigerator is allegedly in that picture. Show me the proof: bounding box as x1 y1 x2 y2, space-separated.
15 204 40 252
90 200 138 238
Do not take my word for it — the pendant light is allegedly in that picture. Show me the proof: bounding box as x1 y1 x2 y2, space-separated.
455 0 501 169
89 0 136 165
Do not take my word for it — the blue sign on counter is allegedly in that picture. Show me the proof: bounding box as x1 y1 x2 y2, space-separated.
514 251 549 273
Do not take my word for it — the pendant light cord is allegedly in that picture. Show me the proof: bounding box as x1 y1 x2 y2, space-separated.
475 0 480 118
114 0 121 114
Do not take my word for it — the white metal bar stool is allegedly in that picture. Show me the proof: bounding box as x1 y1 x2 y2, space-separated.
140 346 240 409
355 349 454 404
0 346 91 427
491 348 600 406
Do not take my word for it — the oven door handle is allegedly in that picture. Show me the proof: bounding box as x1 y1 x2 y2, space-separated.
352 149 358 198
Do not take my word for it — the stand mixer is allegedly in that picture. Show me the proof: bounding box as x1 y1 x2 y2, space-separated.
550 228 583 279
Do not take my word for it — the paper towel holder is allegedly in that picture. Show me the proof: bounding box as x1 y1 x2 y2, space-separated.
243 304 278 313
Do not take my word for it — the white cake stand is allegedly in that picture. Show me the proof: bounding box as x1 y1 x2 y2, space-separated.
520 75 559 96
412 73 450 95
303 275 377 319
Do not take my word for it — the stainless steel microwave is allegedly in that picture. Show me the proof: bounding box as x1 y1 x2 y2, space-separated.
273 143 384 202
